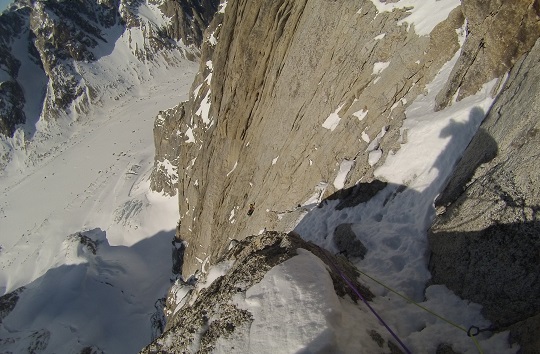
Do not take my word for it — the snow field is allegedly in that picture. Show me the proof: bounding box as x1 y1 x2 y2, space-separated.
0 24 199 351
223 249 384 353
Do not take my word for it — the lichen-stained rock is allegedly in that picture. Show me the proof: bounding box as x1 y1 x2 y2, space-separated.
173 0 469 278
141 231 376 353
428 37 540 353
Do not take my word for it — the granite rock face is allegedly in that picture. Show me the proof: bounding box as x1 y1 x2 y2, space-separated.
162 0 468 277
149 0 540 350
429 37 540 353
435 0 540 109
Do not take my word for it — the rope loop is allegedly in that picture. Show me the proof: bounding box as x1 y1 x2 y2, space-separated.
468 326 480 337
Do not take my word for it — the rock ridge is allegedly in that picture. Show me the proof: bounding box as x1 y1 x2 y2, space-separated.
141 231 381 353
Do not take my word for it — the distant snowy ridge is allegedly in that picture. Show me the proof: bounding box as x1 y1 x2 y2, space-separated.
0 1 220 353
0 0 217 175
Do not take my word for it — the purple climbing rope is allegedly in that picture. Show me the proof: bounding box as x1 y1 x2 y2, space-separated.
324 253 412 354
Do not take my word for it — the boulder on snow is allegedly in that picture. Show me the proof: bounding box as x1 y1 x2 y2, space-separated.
333 223 367 259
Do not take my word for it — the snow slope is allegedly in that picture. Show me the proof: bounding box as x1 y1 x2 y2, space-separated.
0 42 198 353
293 47 516 353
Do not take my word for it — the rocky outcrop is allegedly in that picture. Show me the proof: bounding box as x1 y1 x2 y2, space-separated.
0 80 25 136
165 0 471 277
150 104 189 195
0 287 24 324
141 231 383 353
435 0 540 109
29 0 118 117
0 6 31 137
158 0 219 47
428 37 540 353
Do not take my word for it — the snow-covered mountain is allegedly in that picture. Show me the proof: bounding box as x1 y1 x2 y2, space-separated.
0 0 218 353
1 0 539 353
0 0 217 172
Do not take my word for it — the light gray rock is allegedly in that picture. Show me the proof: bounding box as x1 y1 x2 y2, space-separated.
435 0 540 110
428 37 540 347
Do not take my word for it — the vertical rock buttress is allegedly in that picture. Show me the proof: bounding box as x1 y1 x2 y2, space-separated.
172 0 469 277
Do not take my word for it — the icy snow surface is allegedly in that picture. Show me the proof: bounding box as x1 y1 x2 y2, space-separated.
322 103 345 131
0 38 198 353
224 249 384 353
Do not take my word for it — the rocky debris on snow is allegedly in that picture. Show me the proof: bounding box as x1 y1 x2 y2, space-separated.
0 287 24 324
333 223 367 259
429 36 540 353
141 231 379 353
79 346 105 354
0 328 51 354
68 232 99 255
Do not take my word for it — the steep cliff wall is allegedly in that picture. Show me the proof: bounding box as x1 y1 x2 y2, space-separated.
156 0 539 279
149 0 540 351
164 0 470 277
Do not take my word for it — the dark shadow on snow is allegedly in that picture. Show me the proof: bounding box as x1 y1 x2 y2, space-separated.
295 104 539 350
0 227 177 354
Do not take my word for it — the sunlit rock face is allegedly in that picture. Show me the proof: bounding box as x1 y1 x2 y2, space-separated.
147 0 540 351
